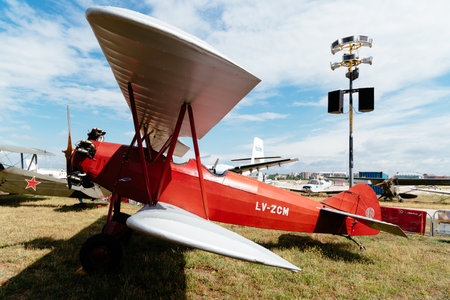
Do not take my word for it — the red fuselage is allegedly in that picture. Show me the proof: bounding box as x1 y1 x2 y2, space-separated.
71 141 379 236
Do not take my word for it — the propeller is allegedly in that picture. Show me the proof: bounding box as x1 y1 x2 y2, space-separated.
212 158 219 173
63 105 73 174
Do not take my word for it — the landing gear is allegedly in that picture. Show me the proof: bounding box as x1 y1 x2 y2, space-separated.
79 194 132 273
102 212 133 243
342 234 366 251
79 233 122 273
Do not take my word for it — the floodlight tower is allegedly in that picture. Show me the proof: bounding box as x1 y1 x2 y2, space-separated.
329 35 374 187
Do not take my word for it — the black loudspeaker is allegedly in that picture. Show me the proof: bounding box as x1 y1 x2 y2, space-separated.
358 87 374 112
328 90 344 114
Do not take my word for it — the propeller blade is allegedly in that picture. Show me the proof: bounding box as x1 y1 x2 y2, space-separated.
65 105 73 173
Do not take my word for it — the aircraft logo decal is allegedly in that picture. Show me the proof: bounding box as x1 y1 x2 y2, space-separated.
365 207 375 219
25 176 41 191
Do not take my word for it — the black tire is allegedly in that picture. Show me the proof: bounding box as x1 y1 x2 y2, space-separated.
79 233 122 273
101 212 133 243
112 212 130 224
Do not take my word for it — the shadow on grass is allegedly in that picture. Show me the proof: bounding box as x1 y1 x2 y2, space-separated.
24 237 66 250
0 194 48 207
0 216 188 299
54 202 108 212
261 234 373 264
436 239 450 244
1 237 65 250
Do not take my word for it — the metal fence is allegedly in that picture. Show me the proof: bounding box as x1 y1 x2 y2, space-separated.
431 209 450 236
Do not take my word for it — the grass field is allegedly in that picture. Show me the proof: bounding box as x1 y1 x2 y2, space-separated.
0 193 449 299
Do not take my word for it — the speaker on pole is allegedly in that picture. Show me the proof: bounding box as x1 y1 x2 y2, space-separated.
328 90 344 114
358 87 374 112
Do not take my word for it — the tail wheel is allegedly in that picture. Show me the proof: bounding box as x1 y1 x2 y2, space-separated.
80 233 122 273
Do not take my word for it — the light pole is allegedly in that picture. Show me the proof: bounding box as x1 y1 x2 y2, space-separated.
329 35 374 187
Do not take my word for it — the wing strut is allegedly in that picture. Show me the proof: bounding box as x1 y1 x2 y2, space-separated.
149 101 209 219
128 82 153 204
153 103 186 204
142 125 153 161
187 104 209 220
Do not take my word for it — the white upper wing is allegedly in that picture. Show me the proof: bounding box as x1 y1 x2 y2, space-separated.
86 7 260 156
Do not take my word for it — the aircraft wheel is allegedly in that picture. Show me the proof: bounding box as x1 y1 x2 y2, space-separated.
79 233 122 273
102 212 133 243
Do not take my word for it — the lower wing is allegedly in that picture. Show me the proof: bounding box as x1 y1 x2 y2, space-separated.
126 202 300 272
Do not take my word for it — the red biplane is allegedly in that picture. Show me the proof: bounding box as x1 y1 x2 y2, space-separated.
70 7 406 273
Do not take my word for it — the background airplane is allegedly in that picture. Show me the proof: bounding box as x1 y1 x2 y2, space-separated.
0 107 109 201
274 175 348 194
208 137 298 179
368 177 450 201
0 144 105 199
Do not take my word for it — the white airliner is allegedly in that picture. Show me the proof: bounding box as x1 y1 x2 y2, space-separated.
208 137 298 180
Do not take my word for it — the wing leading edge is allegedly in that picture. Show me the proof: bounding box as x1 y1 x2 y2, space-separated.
126 202 301 272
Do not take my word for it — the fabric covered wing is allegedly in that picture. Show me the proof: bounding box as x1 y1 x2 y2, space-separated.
0 145 55 156
321 207 407 237
126 202 301 272
86 7 260 155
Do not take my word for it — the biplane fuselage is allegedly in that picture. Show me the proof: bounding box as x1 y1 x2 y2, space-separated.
73 6 406 273
72 140 379 237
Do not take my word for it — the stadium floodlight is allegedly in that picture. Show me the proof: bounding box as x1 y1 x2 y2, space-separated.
328 35 373 188
331 35 372 55
330 35 373 71
330 62 341 70
361 56 373 65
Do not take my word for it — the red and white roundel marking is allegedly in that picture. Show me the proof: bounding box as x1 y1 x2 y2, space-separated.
365 207 375 218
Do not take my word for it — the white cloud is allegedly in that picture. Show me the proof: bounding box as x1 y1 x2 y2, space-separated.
225 112 288 122
1 0 449 175
145 0 450 97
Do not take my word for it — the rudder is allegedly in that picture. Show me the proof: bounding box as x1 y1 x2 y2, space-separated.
317 183 381 236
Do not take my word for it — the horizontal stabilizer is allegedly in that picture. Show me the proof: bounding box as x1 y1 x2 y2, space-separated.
232 158 299 174
231 156 282 162
126 202 301 272
321 207 407 238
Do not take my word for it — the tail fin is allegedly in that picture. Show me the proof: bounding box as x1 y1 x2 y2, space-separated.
316 183 406 237
251 137 264 164
321 183 381 221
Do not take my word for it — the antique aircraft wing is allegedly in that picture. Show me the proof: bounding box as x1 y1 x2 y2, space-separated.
357 177 450 186
395 178 450 185
0 166 106 199
413 188 450 195
320 207 407 238
127 202 301 272
231 158 299 174
0 145 55 156
86 7 260 157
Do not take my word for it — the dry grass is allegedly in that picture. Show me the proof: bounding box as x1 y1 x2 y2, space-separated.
0 194 449 299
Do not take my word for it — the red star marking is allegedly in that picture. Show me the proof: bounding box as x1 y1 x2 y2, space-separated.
25 176 41 191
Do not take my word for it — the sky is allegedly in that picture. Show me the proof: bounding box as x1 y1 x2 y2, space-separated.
0 0 449 177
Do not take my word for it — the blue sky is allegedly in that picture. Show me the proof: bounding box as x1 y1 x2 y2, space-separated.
1 0 449 176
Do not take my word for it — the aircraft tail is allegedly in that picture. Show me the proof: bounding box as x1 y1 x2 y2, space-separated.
251 137 264 164
315 183 406 237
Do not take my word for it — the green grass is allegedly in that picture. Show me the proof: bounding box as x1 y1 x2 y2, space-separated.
0 194 449 299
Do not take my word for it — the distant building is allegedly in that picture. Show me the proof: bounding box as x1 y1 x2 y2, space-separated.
423 174 450 179
321 172 346 178
299 172 312 179
394 172 424 179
